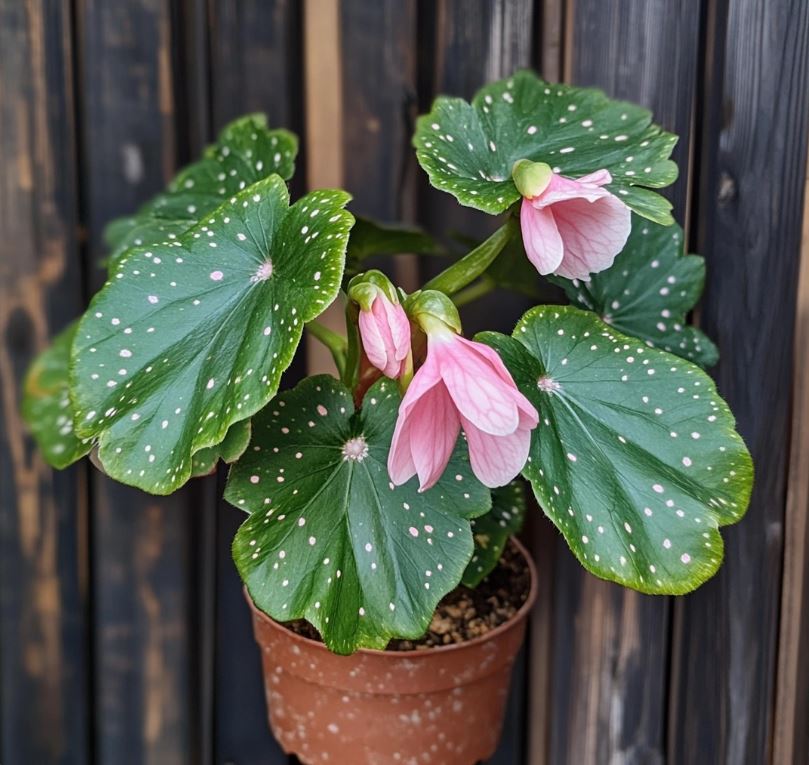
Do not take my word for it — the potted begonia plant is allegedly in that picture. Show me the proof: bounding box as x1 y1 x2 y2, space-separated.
22 71 752 765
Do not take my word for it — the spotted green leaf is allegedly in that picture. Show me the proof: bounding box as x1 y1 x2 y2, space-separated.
462 479 526 588
71 175 353 494
22 321 91 469
479 306 752 594
226 376 490 655
414 70 678 225
551 217 718 368
105 114 298 265
190 419 252 478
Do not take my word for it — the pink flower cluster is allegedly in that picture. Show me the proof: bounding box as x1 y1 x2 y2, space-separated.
356 164 628 492
357 291 537 491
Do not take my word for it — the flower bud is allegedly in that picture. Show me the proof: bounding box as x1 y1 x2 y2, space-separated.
349 271 411 380
405 290 462 336
512 159 553 199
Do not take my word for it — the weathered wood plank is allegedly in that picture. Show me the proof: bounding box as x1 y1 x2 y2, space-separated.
0 2 89 763
75 1 197 762
546 4 704 763
773 154 809 765
206 3 304 763
668 0 809 763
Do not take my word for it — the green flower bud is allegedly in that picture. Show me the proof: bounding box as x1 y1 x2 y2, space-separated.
512 159 553 199
405 290 462 335
347 270 399 311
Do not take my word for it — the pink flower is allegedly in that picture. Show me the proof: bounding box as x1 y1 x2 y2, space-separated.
358 291 411 379
519 168 631 280
388 328 538 491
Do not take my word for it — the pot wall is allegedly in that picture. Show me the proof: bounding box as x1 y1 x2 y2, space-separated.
248 537 537 765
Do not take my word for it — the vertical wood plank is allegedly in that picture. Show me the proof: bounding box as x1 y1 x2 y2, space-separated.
0 2 89 763
668 0 809 762
75 2 196 762
205 3 304 763
304 0 344 376
773 151 809 765
416 3 538 763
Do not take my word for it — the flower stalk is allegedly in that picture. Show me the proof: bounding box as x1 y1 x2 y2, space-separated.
422 217 517 296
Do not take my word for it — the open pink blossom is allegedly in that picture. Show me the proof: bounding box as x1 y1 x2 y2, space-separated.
358 291 411 379
388 328 538 491
519 168 631 280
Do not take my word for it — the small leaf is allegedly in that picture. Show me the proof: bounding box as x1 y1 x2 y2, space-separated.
551 217 718 367
105 114 298 265
71 176 353 494
479 306 752 594
22 321 92 469
347 216 444 261
462 479 526 588
226 376 490 655
414 70 677 224
190 419 252 477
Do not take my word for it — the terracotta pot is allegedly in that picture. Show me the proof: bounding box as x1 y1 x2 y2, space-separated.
246 537 537 765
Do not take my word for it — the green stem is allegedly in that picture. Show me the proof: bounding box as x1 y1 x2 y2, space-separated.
306 320 347 377
422 218 517 295
343 302 362 390
451 277 496 308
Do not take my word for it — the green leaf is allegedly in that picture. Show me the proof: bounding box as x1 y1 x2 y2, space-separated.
346 216 444 262
414 70 678 224
479 306 752 594
105 114 298 265
462 479 526 588
226 376 490 654
190 418 252 478
71 175 353 494
551 217 718 368
22 321 92 469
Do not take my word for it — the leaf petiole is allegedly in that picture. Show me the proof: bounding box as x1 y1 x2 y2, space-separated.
423 218 517 296
305 320 348 377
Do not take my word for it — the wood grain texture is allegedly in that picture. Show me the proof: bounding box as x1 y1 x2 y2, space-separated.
546 4 703 763
205 3 304 763
0 2 89 763
773 154 809 765
75 1 197 762
303 0 344 376
570 1 701 224
668 0 809 763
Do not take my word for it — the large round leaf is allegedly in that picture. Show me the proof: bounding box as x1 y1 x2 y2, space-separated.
462 479 526 588
71 176 353 494
22 320 91 469
226 376 491 654
414 70 678 224
479 306 752 594
105 114 298 265
551 217 718 368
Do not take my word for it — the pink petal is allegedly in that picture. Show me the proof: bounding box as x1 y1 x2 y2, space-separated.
387 353 446 486
530 172 610 207
407 384 460 491
462 418 533 488
520 199 564 276
576 169 613 187
381 296 411 363
433 335 520 436
359 307 396 377
551 194 631 280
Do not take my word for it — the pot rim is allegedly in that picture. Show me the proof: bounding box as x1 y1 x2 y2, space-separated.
246 534 538 659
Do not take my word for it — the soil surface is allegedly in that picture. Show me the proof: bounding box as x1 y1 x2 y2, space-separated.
284 539 530 651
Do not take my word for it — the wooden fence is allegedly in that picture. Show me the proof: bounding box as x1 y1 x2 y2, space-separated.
1 1 808 763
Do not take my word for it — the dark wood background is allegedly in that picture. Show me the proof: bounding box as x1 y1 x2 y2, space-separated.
2 1 809 763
